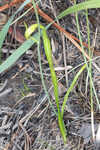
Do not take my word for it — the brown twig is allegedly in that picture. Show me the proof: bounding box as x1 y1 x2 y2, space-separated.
0 0 22 12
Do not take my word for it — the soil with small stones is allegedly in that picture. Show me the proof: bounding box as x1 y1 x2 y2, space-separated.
0 0 100 150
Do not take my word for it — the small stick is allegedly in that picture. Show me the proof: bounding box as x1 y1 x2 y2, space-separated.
0 80 8 92
0 88 12 98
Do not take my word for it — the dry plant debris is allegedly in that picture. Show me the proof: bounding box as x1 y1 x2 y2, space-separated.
0 0 100 149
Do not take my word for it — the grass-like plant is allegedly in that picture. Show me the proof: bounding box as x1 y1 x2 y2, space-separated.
0 0 100 143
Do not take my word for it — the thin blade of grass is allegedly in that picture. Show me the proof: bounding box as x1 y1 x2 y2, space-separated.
0 34 39 73
61 64 86 117
57 0 100 20
0 0 31 63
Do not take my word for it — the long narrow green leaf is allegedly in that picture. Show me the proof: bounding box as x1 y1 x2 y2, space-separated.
0 33 40 73
0 17 13 50
58 0 100 20
0 0 31 48
61 64 86 117
0 0 31 62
